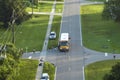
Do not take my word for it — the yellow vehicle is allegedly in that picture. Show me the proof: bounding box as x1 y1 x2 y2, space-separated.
58 33 70 52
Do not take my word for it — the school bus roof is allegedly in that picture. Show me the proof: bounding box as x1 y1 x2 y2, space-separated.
60 33 69 41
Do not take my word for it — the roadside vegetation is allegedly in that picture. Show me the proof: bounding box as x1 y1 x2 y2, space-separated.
40 0 64 1
85 59 120 80
15 15 49 52
87 0 105 2
26 2 64 13
48 15 61 49
43 62 55 80
12 59 38 80
55 3 64 13
81 4 120 53
26 3 53 12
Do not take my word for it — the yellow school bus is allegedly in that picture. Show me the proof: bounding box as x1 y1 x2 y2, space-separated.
58 33 70 52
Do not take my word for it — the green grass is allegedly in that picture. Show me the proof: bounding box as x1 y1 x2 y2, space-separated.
85 60 120 80
86 0 105 2
43 62 55 80
81 4 120 53
26 3 53 12
13 59 38 80
15 15 49 52
0 15 49 52
26 2 63 13
40 0 64 1
55 3 63 13
47 15 61 49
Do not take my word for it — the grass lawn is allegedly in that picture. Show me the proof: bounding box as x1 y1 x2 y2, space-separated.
40 0 64 1
85 59 120 80
13 59 38 80
26 3 53 12
86 0 105 2
0 15 49 52
81 4 120 54
47 15 61 49
55 3 63 13
15 15 49 52
43 62 55 80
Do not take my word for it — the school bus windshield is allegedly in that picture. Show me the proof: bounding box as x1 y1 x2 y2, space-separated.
59 41 68 46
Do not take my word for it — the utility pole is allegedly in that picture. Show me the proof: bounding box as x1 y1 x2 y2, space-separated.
32 0 34 15
11 10 16 44
12 19 15 44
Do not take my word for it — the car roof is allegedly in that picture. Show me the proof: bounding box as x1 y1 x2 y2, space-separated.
42 73 49 77
50 31 55 34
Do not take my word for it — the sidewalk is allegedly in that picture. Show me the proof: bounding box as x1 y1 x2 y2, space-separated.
28 12 62 16
35 1 56 80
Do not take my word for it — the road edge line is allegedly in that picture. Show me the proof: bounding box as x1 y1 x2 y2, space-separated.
82 66 85 80
54 66 57 80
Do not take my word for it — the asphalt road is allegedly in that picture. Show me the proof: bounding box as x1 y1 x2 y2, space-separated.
50 0 84 80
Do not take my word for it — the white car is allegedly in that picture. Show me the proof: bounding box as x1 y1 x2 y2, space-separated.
49 31 56 39
41 73 49 80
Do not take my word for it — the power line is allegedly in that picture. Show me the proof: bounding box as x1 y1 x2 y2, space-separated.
9 0 29 44
0 27 11 57
0 27 11 44
0 27 10 41
0 0 29 55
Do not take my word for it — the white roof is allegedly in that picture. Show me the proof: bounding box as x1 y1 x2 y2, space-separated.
60 33 69 41
50 31 55 34
42 73 49 77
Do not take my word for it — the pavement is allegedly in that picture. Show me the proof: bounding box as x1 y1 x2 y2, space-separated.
22 1 57 80
35 1 57 80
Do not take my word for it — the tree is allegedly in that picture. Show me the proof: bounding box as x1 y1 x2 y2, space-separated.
102 0 120 22
29 0 38 5
0 43 21 80
0 0 30 28
103 62 120 80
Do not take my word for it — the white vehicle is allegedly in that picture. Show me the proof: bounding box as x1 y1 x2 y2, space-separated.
49 31 56 39
58 33 70 52
41 73 49 80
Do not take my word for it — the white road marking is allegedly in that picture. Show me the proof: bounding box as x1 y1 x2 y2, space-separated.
83 66 85 80
105 52 108 56
54 67 57 80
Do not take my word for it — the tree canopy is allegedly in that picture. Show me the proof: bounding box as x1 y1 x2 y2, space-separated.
0 43 22 80
0 0 30 28
102 0 120 22
103 62 120 80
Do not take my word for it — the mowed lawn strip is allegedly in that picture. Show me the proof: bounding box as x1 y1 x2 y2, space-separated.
15 15 49 52
43 62 55 80
87 0 105 2
81 4 120 53
26 3 53 12
55 3 63 13
85 60 120 80
47 3 63 49
41 0 64 1
14 59 39 80
47 15 61 49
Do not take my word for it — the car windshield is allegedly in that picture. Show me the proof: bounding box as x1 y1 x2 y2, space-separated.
41 76 48 79
50 33 55 35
